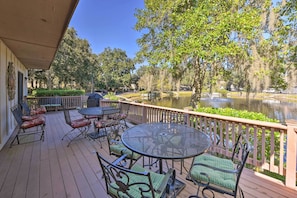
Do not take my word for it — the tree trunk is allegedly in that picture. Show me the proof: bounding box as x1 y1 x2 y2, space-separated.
190 57 205 108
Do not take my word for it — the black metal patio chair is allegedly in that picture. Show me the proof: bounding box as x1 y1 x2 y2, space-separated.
10 104 46 147
108 103 130 129
106 119 145 168
90 108 121 148
96 152 176 198
188 133 252 198
20 102 46 116
61 109 91 146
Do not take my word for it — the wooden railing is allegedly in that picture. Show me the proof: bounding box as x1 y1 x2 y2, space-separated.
27 95 89 110
101 100 297 189
27 96 296 188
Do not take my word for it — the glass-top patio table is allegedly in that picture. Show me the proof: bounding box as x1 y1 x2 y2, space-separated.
78 106 119 117
122 122 211 173
78 106 120 139
121 122 211 195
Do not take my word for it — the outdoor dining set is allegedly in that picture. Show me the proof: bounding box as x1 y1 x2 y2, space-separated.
10 102 252 198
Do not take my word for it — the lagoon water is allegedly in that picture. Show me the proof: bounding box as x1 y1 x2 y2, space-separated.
146 96 297 123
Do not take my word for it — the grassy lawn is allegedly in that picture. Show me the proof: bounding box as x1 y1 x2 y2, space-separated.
227 91 297 102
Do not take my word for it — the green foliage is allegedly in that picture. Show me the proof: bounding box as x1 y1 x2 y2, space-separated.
97 47 135 91
51 28 97 91
195 107 279 123
216 89 228 97
104 92 119 101
32 89 85 97
194 106 283 177
135 0 262 108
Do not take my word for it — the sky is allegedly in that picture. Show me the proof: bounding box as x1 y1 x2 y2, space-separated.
69 0 145 59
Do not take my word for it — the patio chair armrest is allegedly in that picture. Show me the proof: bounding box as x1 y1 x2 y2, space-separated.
192 162 239 174
155 168 176 194
110 139 121 144
112 154 128 166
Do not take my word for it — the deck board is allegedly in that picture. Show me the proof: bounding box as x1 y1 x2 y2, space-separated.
0 110 296 198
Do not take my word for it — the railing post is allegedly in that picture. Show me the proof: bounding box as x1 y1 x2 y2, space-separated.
183 107 192 126
285 119 297 188
142 106 147 123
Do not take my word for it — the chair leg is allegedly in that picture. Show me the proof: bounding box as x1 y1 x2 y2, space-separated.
10 125 45 148
62 126 89 146
40 124 45 141
97 127 108 148
144 157 159 169
171 159 187 175
87 127 108 149
10 133 19 148
66 132 84 147
61 128 75 141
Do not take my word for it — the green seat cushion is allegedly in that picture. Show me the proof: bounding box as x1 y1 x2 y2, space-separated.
108 164 166 198
110 143 141 160
132 164 166 191
190 154 236 190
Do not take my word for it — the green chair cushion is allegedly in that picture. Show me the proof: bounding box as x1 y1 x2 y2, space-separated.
190 154 236 190
110 143 141 160
108 164 166 198
132 164 166 190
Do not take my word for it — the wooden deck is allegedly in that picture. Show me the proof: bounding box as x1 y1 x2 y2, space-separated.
0 110 296 198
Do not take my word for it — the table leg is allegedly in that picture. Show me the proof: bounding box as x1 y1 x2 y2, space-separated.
158 159 186 196
159 159 163 174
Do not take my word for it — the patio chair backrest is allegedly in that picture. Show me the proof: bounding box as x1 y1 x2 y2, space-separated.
20 102 31 116
231 133 252 178
63 109 72 126
11 104 23 126
96 152 159 198
224 133 252 196
189 133 253 197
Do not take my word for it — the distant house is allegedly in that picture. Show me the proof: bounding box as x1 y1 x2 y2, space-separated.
0 1 79 150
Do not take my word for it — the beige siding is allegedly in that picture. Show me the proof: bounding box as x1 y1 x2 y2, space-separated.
0 39 27 150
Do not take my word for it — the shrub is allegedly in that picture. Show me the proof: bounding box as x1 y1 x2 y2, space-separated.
104 92 119 100
32 89 85 97
195 107 279 123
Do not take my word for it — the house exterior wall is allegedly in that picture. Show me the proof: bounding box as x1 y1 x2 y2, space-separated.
0 39 28 150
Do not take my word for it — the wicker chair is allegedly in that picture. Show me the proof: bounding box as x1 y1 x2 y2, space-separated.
96 152 176 198
188 133 252 198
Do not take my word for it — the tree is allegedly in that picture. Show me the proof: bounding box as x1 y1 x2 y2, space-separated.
136 65 159 91
51 27 95 90
277 0 297 89
135 0 261 108
97 48 135 92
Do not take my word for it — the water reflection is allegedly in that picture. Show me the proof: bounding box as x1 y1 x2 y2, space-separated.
147 96 297 123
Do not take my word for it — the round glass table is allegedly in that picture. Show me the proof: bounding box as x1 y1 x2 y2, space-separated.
121 122 211 172
121 122 211 195
78 106 118 116
78 107 119 139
